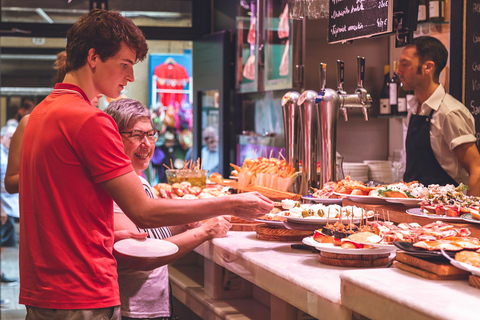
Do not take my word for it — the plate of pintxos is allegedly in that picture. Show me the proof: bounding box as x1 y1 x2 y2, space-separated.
406 208 465 222
301 195 343 205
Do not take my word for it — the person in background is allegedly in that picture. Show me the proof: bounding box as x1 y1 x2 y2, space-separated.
1 124 19 289
53 50 67 85
105 98 231 320
201 126 220 175
18 9 271 320
397 36 480 196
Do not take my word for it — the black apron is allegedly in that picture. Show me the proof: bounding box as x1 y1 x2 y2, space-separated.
403 109 458 186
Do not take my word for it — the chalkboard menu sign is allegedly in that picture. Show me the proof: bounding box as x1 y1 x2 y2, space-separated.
464 1 480 148
328 0 393 44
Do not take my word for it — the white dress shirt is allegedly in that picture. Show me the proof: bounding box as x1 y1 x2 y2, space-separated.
406 84 476 185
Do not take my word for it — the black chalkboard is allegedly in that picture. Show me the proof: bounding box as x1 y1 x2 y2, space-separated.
464 1 480 149
328 0 393 44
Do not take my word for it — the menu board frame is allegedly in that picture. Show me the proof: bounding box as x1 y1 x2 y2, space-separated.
328 0 394 44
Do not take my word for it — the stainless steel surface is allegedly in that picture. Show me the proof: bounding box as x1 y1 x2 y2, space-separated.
1 87 53 96
336 60 348 121
318 87 340 185
298 89 319 194
281 91 301 170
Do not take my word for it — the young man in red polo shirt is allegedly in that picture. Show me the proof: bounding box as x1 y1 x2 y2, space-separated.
19 9 272 319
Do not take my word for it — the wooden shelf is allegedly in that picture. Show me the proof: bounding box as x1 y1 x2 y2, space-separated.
169 262 270 320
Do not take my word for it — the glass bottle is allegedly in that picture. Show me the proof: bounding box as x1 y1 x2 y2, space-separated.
418 0 428 23
397 82 408 116
389 61 400 116
429 0 444 23
379 65 391 115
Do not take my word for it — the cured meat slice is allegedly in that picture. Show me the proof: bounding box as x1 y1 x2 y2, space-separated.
413 240 463 251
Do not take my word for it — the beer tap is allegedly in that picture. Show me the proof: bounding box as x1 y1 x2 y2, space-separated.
340 56 372 121
316 63 340 186
281 92 301 172
336 60 348 122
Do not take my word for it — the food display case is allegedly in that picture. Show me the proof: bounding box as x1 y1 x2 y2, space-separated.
236 0 304 93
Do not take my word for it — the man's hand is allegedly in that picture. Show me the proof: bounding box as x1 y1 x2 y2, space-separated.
113 230 148 243
229 192 273 221
201 216 232 240
1 210 7 225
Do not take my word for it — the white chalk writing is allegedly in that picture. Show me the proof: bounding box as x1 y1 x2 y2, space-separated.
474 3 480 13
473 61 480 71
348 22 364 31
331 24 347 36
473 79 480 91
474 32 480 43
377 18 387 28
351 3 365 13
378 0 388 9
470 100 480 115
331 7 351 19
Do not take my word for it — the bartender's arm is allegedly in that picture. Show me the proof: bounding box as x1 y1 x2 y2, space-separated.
454 142 480 196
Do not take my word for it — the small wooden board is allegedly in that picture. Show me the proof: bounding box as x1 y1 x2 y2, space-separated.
231 223 262 231
469 275 480 289
396 251 470 276
318 253 390 267
255 225 313 241
320 251 389 260
393 261 469 280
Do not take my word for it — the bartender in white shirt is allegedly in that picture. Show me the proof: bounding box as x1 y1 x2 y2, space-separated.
396 36 480 196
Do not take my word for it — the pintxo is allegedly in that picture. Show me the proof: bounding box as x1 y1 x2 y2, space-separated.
328 0 393 44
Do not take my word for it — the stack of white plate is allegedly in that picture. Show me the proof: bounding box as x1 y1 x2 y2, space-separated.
342 162 369 183
364 160 394 184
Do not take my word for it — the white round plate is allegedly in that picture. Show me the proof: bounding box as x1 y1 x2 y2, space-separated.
441 249 480 277
347 234 395 249
302 237 395 255
301 195 343 204
114 238 179 258
286 216 361 225
384 198 423 206
406 208 464 222
254 218 285 227
461 214 480 225
229 176 239 180
333 192 387 204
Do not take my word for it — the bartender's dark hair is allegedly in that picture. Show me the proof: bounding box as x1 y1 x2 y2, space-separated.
65 9 148 72
411 36 447 83
104 98 152 132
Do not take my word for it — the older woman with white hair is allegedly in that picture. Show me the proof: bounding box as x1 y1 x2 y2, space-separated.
105 98 231 320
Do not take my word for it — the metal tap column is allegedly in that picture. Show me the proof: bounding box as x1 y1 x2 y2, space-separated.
281 91 301 172
298 90 319 194
317 63 340 187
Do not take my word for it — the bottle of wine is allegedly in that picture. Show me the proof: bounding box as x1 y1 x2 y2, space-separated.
406 90 415 113
397 82 408 116
429 0 444 23
418 0 428 23
379 65 391 115
389 61 399 116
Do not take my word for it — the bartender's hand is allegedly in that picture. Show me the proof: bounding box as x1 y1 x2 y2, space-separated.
229 192 273 221
114 230 148 242
201 216 232 239
1 210 7 225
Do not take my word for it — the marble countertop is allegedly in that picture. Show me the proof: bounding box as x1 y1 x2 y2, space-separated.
194 231 480 320
341 268 479 320
195 231 387 320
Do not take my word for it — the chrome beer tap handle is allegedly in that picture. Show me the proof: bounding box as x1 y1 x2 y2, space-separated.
336 60 348 121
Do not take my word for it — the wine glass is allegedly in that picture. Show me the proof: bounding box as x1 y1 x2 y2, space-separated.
392 150 405 182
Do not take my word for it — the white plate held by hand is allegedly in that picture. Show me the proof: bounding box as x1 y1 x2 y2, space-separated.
114 238 179 258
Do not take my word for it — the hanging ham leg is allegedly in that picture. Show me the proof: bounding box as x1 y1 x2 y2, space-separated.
279 40 289 76
278 4 289 39
243 54 256 80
